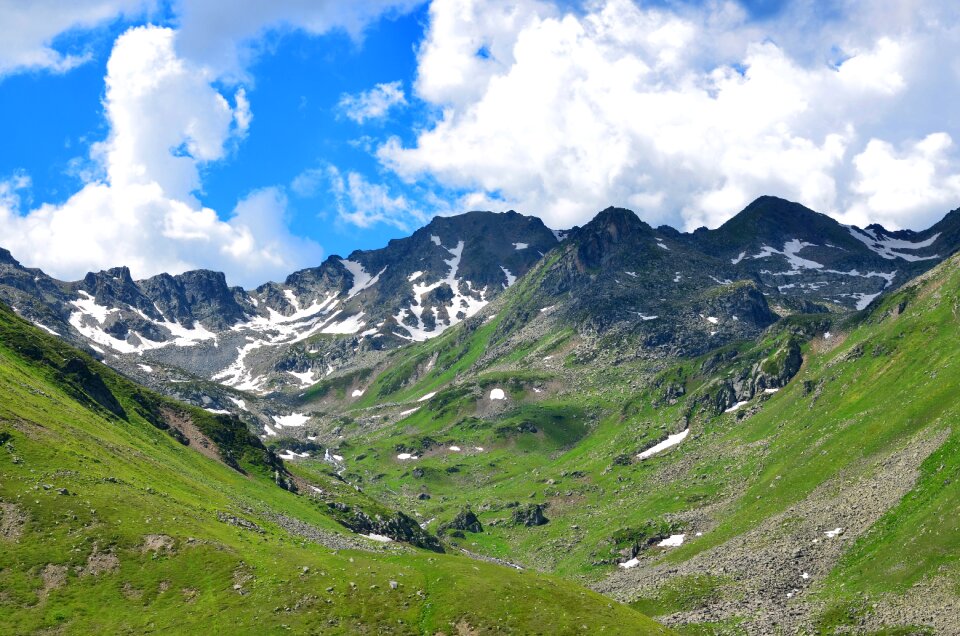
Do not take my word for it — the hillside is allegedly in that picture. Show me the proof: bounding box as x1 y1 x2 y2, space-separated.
5 198 960 634
293 241 960 633
0 301 669 634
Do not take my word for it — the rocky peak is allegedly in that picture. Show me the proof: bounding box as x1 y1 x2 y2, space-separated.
0 247 21 266
699 196 860 256
78 267 160 319
571 207 653 271
141 269 248 329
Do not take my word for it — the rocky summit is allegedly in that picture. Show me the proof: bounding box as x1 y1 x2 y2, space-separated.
5 196 960 634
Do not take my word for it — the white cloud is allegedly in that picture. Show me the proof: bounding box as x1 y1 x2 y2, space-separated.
339 81 407 123
0 0 150 77
327 166 423 230
0 26 321 288
379 0 960 231
841 133 960 229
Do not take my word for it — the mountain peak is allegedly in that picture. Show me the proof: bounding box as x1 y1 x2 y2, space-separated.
0 247 21 267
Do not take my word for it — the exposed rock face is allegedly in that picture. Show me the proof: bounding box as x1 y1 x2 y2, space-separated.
512 504 549 527
339 508 444 553
140 270 250 330
440 508 484 534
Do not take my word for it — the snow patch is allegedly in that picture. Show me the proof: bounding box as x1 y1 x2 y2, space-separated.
396 453 418 460
752 239 824 271
351 389 364 397
287 369 318 387
849 227 940 261
339 259 387 298
724 400 750 413
69 291 218 354
501 266 516 287
138 363 154 373
489 388 506 400
658 534 686 547
513 242 528 250
399 407 420 417
35 323 60 336
417 391 437 402
321 312 366 335
363 533 393 543
638 428 689 460
393 239 489 342
274 413 309 428
731 251 747 265
278 450 311 461
824 527 844 538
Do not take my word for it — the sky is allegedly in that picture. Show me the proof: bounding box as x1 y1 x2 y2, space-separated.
1 0 960 288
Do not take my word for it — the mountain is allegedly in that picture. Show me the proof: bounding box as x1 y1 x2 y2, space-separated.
290 226 960 634
0 300 669 634
690 196 956 311
4 197 960 433
6 195 960 633
0 211 556 395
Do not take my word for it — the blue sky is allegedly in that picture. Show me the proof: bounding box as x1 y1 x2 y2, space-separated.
0 2 431 264
1 0 959 286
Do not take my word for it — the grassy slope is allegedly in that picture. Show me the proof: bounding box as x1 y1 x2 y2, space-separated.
312 254 960 630
0 304 670 635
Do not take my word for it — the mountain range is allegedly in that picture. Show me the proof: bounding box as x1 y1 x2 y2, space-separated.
2 196 957 408
4 195 960 633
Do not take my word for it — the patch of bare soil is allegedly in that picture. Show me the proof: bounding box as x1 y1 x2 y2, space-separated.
141 533 175 554
121 582 142 600
0 502 26 541
39 564 68 599
160 407 221 463
232 562 254 595
81 545 119 576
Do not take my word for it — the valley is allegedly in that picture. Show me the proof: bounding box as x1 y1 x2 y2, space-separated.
4 196 960 634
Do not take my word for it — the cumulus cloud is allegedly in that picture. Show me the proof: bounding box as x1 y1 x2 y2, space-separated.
0 0 150 77
379 0 960 231
0 26 321 287
339 81 407 123
841 133 960 229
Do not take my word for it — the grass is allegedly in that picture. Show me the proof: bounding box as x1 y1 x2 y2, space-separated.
0 302 671 634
